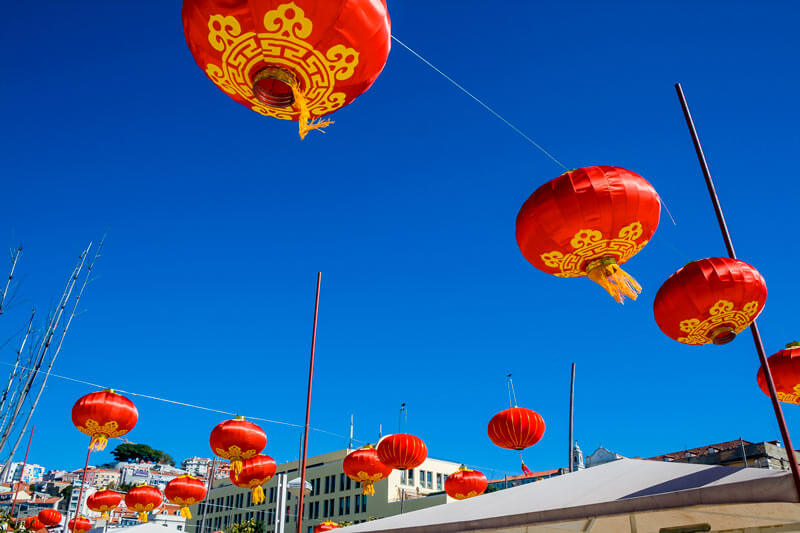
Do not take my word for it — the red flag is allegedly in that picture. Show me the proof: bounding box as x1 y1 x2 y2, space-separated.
521 461 533 476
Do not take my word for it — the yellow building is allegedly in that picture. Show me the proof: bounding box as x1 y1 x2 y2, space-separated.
187 448 462 533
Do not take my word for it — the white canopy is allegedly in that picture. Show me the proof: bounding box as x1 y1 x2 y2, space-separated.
344 458 800 532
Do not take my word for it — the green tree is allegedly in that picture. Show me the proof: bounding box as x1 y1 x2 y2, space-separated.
338 521 353 527
226 518 264 533
60 485 73 502
110 443 175 465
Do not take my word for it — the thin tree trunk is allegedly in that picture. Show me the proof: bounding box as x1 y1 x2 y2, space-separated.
0 247 22 315
0 309 34 414
0 245 89 458
0 239 102 480
0 339 37 435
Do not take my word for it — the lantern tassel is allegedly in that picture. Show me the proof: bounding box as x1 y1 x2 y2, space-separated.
230 459 243 477
362 481 375 496
101 512 109 521
290 83 333 140
586 258 641 303
180 506 191 519
89 435 108 451
252 486 265 505
138 512 148 523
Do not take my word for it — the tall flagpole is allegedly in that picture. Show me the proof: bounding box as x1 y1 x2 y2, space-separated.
297 273 321 533
675 83 800 499
568 364 575 473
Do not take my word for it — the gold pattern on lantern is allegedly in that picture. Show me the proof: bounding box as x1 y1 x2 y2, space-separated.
677 299 761 345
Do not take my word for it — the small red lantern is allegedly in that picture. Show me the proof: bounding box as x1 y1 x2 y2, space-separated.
377 434 427 470
654 257 767 346
757 343 800 404
343 445 392 496
124 484 163 523
87 489 122 520
37 510 62 527
314 521 340 532
445 466 488 500
68 517 91 533
71 389 138 450
25 517 47 531
488 407 545 450
229 454 276 504
516 166 661 303
165 475 208 519
209 416 267 476
183 0 391 139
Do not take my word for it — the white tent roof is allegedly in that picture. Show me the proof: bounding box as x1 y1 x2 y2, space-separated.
344 459 799 532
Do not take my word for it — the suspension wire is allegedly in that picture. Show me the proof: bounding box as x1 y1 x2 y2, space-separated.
390 35 568 171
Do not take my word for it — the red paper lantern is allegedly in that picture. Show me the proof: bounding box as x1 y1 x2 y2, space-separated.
124 484 163 523
71 389 138 450
25 517 46 531
165 475 208 519
87 490 122 520
757 343 800 404
229 454 276 504
654 257 767 346
516 166 661 303
209 416 267 475
314 521 340 532
488 407 545 450
377 434 427 470
445 466 487 500
343 444 392 496
68 517 91 533
37 510 62 527
183 0 391 139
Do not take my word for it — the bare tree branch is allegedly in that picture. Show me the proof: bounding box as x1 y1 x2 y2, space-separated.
0 247 22 315
0 309 35 414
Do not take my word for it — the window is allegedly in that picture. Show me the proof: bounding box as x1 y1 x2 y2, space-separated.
338 497 344 516
269 487 275 503
427 471 432 489
314 501 319 519
707 447 719 454
325 476 330 493
408 469 414 485
340 473 345 491
323 500 328 517
362 495 367 513
400 471 406 484
345 496 350 514
346 476 351 490
419 470 425 486
247 492 252 506
436 473 443 490
355 494 361 514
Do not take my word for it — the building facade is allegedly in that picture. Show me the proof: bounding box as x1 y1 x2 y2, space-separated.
647 439 796 470
2 463 46 484
187 448 462 533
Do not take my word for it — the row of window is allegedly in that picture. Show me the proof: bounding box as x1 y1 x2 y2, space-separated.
203 494 369 530
399 469 445 490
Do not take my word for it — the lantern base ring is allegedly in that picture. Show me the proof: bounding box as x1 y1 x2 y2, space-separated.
711 326 736 345
252 67 297 108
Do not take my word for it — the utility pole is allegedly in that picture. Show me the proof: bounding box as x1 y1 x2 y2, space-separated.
568 363 575 473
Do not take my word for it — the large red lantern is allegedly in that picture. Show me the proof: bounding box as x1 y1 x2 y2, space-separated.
183 0 391 139
377 434 427 470
71 389 138 450
488 407 545 451
209 416 267 475
87 489 122 520
445 466 488 500
37 510 62 527
516 166 661 303
229 454 276 504
67 517 91 533
314 522 340 532
343 444 392 496
165 475 208 519
124 484 163 523
654 257 767 346
757 343 800 404
25 517 46 531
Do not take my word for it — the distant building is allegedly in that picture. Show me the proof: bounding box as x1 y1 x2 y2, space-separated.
2 463 46 484
647 439 795 470
486 468 566 491
585 446 625 468
83 468 121 489
572 442 585 470
181 457 213 478
187 448 462 533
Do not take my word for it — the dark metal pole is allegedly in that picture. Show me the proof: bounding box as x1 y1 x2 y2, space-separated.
297 272 321 533
739 437 748 468
675 83 800 499
568 364 575 473
10 424 33 516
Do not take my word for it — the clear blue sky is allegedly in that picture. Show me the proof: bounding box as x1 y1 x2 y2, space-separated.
1 1 799 479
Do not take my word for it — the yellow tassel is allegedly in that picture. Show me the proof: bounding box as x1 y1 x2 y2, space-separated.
231 459 243 476
252 486 265 505
181 507 191 519
138 512 148 523
101 512 109 521
89 435 108 451
290 83 332 140
363 481 375 496
586 258 641 304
